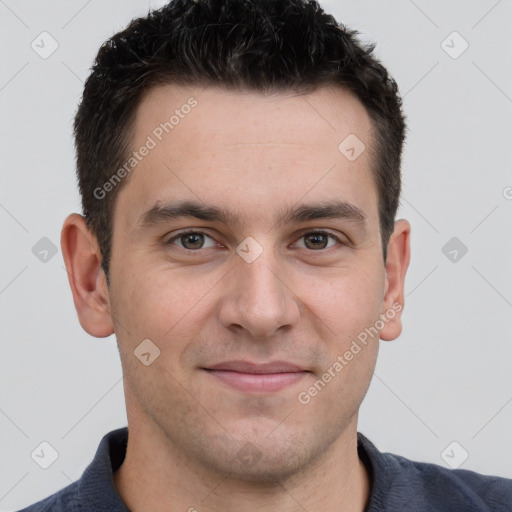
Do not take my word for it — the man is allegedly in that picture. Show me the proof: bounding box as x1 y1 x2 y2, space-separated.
18 0 512 510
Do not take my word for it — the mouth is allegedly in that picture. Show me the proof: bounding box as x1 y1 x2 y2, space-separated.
202 361 311 393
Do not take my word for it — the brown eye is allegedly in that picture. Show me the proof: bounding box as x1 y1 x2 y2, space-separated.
303 233 329 250
167 231 217 250
180 232 205 249
297 232 340 251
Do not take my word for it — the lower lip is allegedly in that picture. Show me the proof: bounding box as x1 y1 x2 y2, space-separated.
205 370 308 392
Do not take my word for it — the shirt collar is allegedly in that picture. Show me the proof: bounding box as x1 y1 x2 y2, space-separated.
77 427 130 511
78 427 384 511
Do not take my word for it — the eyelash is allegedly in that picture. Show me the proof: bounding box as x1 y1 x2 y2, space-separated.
165 229 346 252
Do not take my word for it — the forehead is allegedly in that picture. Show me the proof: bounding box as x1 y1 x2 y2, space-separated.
134 83 372 151
114 83 378 231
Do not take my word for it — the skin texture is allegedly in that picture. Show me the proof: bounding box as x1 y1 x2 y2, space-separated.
61 84 410 512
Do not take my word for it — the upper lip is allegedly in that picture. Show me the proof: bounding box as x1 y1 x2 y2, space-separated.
204 360 308 374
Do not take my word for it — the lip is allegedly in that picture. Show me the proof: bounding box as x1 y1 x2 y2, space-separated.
206 360 307 374
203 360 310 392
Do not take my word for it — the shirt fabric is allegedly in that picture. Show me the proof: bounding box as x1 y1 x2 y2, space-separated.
17 427 512 511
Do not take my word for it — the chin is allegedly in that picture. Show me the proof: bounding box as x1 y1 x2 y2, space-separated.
226 446 310 484
200 426 330 484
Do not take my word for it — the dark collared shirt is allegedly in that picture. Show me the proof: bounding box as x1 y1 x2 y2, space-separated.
16 427 512 511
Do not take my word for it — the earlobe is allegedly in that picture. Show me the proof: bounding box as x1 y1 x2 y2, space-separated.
61 213 115 338
379 219 411 341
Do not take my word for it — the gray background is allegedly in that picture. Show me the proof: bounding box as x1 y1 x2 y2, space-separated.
1 0 511 509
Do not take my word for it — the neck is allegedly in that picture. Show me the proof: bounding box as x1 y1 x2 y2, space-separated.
114 418 370 512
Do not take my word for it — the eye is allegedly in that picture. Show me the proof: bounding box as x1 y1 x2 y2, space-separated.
166 230 218 250
294 231 342 250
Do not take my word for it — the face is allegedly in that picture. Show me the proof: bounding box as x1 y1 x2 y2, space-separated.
101 84 405 481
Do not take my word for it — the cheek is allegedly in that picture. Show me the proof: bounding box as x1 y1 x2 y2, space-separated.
109 262 220 345
307 264 384 332
305 268 382 408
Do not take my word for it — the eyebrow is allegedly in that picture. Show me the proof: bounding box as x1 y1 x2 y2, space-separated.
137 199 367 230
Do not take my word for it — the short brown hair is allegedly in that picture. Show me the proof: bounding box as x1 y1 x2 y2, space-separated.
74 0 406 278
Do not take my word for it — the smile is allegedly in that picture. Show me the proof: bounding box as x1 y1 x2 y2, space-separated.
203 361 310 392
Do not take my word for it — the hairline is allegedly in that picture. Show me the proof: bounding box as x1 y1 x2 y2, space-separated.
98 79 389 276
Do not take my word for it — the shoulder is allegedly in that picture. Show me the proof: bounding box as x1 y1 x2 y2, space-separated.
386 451 512 510
15 427 129 512
15 482 80 512
358 434 512 511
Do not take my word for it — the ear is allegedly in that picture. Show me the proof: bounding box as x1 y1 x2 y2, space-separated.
61 213 114 338
379 219 411 341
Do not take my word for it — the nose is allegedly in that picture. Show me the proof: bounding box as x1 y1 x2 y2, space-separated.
218 247 301 340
